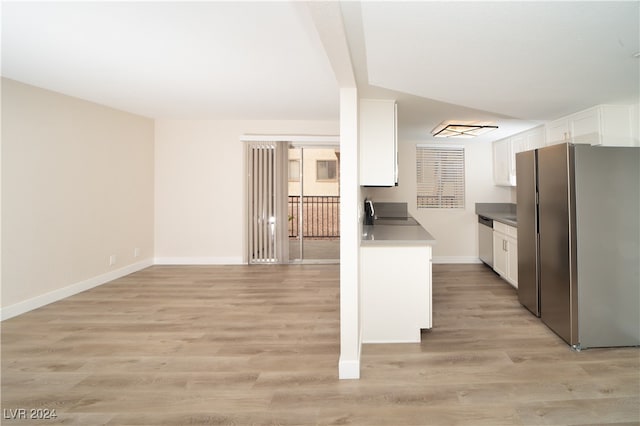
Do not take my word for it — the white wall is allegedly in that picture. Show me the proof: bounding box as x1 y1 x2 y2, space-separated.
288 148 340 197
1 78 155 318
365 137 512 262
154 119 338 264
631 102 639 144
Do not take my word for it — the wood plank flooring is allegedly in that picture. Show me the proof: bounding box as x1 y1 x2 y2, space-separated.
2 264 638 425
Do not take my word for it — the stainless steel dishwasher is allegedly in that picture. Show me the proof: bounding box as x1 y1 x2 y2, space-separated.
478 215 493 267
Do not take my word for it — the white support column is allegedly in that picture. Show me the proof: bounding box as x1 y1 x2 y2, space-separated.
295 1 361 379
339 87 361 379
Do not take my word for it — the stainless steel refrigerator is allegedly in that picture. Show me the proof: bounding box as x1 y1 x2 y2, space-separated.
516 143 640 349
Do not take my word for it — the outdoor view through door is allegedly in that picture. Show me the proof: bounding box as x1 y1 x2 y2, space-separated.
246 141 339 264
288 146 340 263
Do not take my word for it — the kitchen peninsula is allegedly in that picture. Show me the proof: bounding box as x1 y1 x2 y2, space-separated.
361 206 436 343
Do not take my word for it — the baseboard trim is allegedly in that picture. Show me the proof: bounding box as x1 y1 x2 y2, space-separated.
338 358 360 380
154 257 245 265
362 339 421 344
0 259 153 321
432 256 482 264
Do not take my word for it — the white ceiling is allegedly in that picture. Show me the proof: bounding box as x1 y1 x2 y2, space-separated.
359 1 640 121
1 1 339 120
2 1 639 136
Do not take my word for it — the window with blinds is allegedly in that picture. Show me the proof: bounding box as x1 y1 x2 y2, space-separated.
416 145 465 209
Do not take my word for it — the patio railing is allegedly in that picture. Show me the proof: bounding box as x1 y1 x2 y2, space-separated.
288 196 340 239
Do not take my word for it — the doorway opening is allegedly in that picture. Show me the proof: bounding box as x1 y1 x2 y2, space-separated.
288 145 340 263
245 138 340 265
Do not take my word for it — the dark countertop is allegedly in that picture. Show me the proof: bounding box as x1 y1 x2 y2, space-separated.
361 218 436 246
475 202 517 227
479 212 517 228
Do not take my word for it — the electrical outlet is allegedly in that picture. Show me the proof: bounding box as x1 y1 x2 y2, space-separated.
134 248 141 258
109 255 117 266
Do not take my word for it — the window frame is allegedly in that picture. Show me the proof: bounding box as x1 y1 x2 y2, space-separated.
316 159 338 182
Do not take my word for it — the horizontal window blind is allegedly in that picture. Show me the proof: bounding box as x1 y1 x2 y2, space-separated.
416 145 465 209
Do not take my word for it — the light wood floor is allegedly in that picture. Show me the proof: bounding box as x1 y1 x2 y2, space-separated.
288 239 340 261
1 264 638 425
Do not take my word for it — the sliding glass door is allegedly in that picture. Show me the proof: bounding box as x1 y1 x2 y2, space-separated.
288 146 340 263
246 141 339 264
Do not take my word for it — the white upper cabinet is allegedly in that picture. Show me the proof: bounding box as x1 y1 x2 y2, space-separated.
359 99 398 186
525 125 545 150
569 107 600 144
493 138 513 186
510 126 545 180
546 104 638 147
546 118 569 145
493 125 545 187
510 133 528 156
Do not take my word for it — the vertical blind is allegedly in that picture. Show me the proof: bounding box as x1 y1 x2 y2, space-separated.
247 142 288 263
416 145 465 209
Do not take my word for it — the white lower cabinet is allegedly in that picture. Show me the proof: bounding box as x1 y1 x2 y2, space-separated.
506 235 518 286
493 232 508 277
493 222 518 288
361 245 432 343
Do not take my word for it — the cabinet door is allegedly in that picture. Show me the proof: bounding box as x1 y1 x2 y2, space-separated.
599 105 635 147
569 107 599 144
506 235 518 288
361 245 431 343
493 138 513 186
493 232 508 277
546 119 569 145
360 99 397 186
526 126 545 150
510 134 527 184
549 105 635 147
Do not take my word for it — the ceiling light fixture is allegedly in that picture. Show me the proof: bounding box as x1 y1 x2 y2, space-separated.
431 121 498 138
